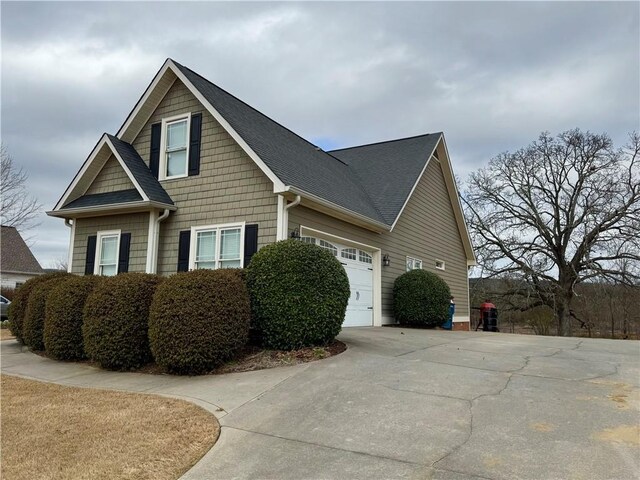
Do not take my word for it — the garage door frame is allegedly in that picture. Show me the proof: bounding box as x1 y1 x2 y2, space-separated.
300 225 382 327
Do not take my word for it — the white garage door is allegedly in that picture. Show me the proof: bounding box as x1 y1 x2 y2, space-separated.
301 237 374 327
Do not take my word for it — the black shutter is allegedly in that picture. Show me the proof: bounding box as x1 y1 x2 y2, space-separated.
85 235 97 275
150 122 161 179
188 113 202 176
177 230 191 272
117 233 131 274
244 224 259 267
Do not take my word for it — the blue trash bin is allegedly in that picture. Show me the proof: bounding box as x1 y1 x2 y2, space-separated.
442 298 455 330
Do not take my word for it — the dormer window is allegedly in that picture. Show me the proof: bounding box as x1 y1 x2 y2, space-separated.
160 113 191 179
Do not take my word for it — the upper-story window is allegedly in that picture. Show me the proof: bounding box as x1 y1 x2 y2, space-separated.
161 113 191 180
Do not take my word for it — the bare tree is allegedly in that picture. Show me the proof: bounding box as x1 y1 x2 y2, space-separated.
1 144 42 231
463 130 640 336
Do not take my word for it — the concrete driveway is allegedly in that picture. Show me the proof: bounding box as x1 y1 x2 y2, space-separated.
2 328 639 480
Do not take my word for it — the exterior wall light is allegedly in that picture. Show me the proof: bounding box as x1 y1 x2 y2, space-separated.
290 228 301 239
383 254 390 267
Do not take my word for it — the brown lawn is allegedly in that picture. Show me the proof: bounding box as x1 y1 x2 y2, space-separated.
0 329 15 341
0 375 220 480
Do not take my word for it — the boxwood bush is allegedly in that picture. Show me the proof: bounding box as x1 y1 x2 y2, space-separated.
83 273 161 370
393 269 451 327
149 269 250 374
44 275 102 360
246 239 350 350
8 272 70 343
21 273 73 349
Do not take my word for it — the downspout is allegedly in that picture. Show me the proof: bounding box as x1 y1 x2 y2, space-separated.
64 219 75 273
150 209 170 274
283 195 301 238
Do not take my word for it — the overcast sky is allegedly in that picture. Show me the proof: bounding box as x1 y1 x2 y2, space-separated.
2 1 638 267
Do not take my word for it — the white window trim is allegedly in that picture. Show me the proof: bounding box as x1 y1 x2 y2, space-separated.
406 256 423 272
159 112 191 181
435 259 446 270
94 229 121 276
189 222 246 271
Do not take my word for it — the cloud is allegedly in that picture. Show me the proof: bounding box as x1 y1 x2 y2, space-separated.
1 1 638 266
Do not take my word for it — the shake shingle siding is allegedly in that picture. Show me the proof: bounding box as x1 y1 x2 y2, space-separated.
72 213 149 275
131 80 278 276
288 157 469 318
85 155 135 195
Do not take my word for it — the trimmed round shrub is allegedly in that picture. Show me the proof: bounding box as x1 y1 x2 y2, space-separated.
393 269 451 327
83 273 161 370
21 273 73 349
149 269 250 374
44 275 103 360
8 272 71 343
246 239 350 350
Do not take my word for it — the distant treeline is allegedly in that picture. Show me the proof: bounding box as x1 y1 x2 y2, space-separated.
469 278 639 340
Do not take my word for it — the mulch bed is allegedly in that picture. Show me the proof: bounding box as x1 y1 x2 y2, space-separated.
30 340 347 376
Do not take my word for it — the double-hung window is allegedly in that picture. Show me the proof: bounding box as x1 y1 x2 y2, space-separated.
95 230 121 276
406 256 423 272
161 114 190 179
191 223 244 270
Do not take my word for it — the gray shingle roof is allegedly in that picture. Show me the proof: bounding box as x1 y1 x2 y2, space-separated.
173 61 386 225
62 189 142 209
174 60 441 227
107 135 174 205
330 134 441 225
0 226 44 275
59 136 173 211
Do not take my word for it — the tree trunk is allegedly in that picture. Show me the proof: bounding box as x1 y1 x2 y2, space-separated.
556 297 572 336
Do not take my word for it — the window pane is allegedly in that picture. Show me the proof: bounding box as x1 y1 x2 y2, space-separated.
196 261 215 270
167 120 187 149
300 237 316 245
100 236 118 264
220 260 241 269
101 264 117 276
341 248 356 260
415 260 422 269
167 150 187 177
196 231 216 263
318 240 337 256
406 258 413 272
359 251 372 264
220 229 241 260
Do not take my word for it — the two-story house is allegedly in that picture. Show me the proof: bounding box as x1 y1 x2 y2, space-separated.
47 59 476 330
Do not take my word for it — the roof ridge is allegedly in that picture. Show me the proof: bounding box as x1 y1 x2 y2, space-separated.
329 132 441 153
173 61 350 167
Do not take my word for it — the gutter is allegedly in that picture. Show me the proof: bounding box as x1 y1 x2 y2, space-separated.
285 186 391 232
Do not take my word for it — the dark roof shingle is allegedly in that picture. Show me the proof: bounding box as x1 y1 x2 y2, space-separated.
0 226 44 275
62 189 142 209
330 134 441 225
173 61 387 225
174 60 441 227
107 135 174 206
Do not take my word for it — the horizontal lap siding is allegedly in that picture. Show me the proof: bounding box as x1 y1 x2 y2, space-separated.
288 158 469 318
72 213 149 274
131 80 278 276
85 155 135 195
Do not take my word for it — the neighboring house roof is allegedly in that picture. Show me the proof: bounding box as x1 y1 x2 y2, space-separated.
0 226 44 275
329 133 441 226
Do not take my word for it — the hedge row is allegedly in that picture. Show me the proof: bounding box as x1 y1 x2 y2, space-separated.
10 239 434 373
